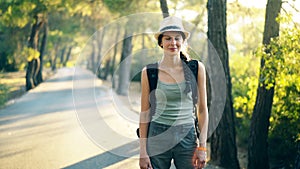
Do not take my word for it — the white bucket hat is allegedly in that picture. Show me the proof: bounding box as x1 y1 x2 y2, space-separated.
154 16 190 40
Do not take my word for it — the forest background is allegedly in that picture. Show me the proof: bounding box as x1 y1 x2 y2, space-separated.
0 0 299 169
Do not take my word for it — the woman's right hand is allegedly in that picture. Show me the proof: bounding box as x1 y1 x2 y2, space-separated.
139 155 153 169
192 147 207 169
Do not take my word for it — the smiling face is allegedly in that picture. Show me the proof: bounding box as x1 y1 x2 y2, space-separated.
160 31 185 55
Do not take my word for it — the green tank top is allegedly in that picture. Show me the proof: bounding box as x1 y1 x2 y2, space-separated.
152 80 194 126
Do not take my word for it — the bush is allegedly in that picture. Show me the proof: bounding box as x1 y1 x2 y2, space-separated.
0 84 9 107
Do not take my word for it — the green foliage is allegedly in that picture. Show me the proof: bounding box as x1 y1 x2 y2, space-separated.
257 36 284 89
102 0 134 13
0 1 35 28
228 3 265 136
0 1 41 71
21 47 40 62
267 27 300 166
228 4 267 146
0 0 298 167
102 0 152 15
231 53 260 146
232 25 300 167
0 83 9 107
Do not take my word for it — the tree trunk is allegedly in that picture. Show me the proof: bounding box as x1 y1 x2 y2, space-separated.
96 27 106 75
26 15 44 91
63 46 72 67
51 41 59 71
60 46 66 68
159 0 169 18
295 142 300 169
103 59 111 80
0 52 7 71
37 20 48 84
111 24 120 89
33 58 40 86
89 38 97 73
117 28 132 96
52 55 58 71
248 0 282 169
207 0 240 168
26 60 35 91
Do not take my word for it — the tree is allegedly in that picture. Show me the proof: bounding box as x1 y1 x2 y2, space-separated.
248 0 282 168
95 27 106 76
36 21 48 83
102 0 150 95
111 23 121 89
207 0 240 168
117 28 133 95
26 12 47 90
25 0 79 90
160 0 169 18
102 0 133 95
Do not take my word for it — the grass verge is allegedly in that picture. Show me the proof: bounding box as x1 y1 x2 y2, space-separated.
0 69 53 108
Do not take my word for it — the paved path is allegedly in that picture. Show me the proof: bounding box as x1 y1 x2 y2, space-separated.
0 67 222 169
0 68 140 169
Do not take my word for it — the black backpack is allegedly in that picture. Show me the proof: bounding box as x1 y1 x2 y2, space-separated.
136 60 199 138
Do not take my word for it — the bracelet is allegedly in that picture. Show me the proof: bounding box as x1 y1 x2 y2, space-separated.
197 147 206 151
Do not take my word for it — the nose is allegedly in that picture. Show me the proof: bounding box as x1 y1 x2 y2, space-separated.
171 38 176 44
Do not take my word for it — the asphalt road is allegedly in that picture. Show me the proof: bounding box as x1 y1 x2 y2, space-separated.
0 67 223 169
0 68 140 169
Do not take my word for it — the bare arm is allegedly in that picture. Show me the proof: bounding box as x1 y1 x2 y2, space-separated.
196 62 209 147
192 62 209 168
139 67 153 169
139 67 151 155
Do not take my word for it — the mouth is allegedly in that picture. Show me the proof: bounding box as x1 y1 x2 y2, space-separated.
169 48 177 51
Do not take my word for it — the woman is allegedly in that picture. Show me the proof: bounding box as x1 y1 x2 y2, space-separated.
139 16 208 169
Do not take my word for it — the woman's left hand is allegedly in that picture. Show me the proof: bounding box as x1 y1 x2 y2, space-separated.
192 147 207 169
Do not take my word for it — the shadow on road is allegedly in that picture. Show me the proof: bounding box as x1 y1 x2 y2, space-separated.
63 140 139 169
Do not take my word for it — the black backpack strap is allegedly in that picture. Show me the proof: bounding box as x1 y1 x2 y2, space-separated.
146 62 158 118
187 60 199 106
187 60 200 138
146 63 158 92
136 63 158 138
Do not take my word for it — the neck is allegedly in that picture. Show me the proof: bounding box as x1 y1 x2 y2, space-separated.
160 53 182 67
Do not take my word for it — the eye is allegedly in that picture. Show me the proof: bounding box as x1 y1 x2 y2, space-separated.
176 36 183 40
